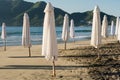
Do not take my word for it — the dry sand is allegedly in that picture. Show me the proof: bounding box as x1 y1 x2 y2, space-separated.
0 37 119 80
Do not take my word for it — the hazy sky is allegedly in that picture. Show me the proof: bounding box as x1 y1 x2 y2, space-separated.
25 0 120 17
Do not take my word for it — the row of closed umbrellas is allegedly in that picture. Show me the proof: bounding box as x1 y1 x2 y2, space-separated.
0 2 74 77
91 6 119 49
0 3 119 77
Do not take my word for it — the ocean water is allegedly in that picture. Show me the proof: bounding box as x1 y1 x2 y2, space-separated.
0 26 113 46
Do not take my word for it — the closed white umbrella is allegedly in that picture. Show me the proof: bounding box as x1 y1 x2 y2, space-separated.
22 13 31 57
115 17 119 36
62 14 69 49
117 20 120 42
110 21 115 36
42 2 58 77
1 22 7 51
101 15 108 38
91 6 101 49
70 19 75 42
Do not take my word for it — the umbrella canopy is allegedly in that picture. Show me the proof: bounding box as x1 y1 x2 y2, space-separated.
62 14 69 41
101 15 108 38
42 2 58 77
115 17 119 36
1 22 6 40
42 2 58 61
22 13 31 48
70 19 75 38
110 21 115 36
62 14 69 49
91 6 101 48
117 20 120 42
22 13 31 57
1 22 7 51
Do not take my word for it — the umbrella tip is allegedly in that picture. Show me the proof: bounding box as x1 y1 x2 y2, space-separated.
47 2 53 8
64 14 69 18
44 2 53 12
24 13 29 19
24 13 28 16
71 19 74 23
94 5 100 12
95 5 99 8
103 15 107 18
71 19 73 21
111 20 114 23
2 22 6 27
2 22 5 24
65 14 68 16
47 2 51 5
117 16 120 19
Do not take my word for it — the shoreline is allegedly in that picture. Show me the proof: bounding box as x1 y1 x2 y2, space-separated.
0 36 117 47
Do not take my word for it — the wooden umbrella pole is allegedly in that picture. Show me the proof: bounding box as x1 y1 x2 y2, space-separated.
4 39 6 51
65 41 66 50
52 59 56 77
28 47 31 57
96 46 100 60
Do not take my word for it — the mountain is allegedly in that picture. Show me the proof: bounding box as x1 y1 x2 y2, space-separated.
71 11 116 26
0 0 116 26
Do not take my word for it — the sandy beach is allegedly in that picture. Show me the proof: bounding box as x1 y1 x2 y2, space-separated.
0 37 120 80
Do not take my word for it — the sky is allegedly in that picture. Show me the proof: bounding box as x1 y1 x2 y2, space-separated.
25 0 120 17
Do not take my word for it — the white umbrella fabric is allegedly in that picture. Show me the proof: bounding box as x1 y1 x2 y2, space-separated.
22 13 31 57
42 2 58 77
1 22 7 51
62 14 69 49
91 6 101 49
117 20 120 42
70 19 75 42
101 15 108 38
115 17 119 36
110 21 115 36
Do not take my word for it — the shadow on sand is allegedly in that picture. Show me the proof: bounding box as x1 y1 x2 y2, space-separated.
0 62 120 70
59 53 120 58
8 56 44 58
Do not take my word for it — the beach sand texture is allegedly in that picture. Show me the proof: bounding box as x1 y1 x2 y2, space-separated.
0 37 120 80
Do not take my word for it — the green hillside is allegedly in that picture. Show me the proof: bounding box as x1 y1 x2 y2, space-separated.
0 0 116 26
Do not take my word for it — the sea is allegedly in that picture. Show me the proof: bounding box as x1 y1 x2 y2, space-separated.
0 26 113 46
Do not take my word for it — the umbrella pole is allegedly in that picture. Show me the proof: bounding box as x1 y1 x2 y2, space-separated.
52 59 56 77
28 47 31 57
96 46 100 60
64 41 66 50
4 39 6 51
73 37 75 43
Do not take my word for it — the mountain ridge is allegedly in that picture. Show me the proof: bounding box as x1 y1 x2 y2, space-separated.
0 0 116 26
